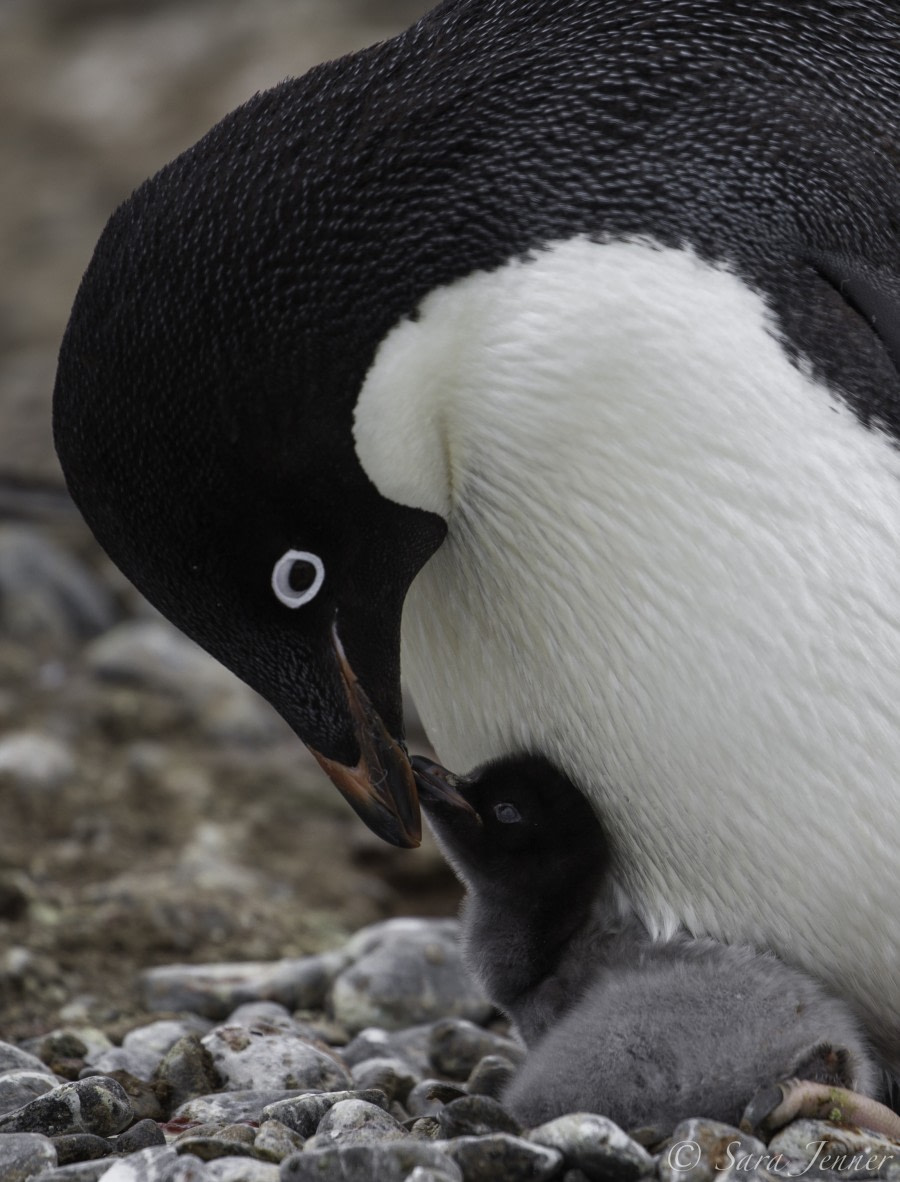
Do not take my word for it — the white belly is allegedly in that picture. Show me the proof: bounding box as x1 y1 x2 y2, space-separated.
355 237 900 1063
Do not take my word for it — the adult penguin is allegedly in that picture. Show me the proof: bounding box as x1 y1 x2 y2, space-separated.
53 1 900 1071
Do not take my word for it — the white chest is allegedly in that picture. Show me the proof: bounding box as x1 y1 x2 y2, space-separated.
354 237 900 1058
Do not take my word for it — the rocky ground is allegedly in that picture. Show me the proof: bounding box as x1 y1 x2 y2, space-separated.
1 916 899 1181
0 0 456 1045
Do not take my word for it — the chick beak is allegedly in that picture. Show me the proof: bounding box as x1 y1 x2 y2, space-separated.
410 755 478 815
310 624 422 848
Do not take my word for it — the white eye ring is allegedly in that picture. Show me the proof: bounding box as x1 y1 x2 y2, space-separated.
271 550 325 608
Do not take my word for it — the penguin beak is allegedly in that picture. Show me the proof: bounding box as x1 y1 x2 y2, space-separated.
411 756 479 816
309 624 422 849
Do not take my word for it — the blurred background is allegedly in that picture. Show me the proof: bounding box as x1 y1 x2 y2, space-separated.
0 0 458 1042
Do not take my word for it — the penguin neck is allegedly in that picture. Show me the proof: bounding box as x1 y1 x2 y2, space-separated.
354 235 900 1029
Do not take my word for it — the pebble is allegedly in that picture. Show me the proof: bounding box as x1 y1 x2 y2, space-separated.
174 1132 263 1162
205 1162 280 1182
140 953 347 1019
529 1113 655 1182
52 1132 112 1164
437 1094 522 1138
32 1163 112 1182
101 1071 166 1124
0 1076 132 1137
0 1131 58 1181
0 1040 55 1075
95 1146 186 1180
170 1089 310 1128
253 1119 305 1163
79 1046 160 1082
465 1054 518 1099
110 1119 168 1154
406 1080 468 1119
0 731 75 792
767 1118 900 1173
439 1132 564 1181
657 1119 767 1182
84 620 281 744
123 1018 214 1060
428 1018 524 1080
306 1098 408 1148
331 919 492 1033
280 1140 464 1182
0 525 115 647
156 1033 222 1110
201 1022 350 1093
0 1069 60 1115
342 1025 434 1076
261 1089 390 1138
404 1170 463 1182
350 1056 419 1103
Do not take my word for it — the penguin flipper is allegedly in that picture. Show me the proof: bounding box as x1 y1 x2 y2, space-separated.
811 252 900 381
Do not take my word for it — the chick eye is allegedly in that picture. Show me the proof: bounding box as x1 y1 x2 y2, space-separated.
271 550 325 608
493 802 522 824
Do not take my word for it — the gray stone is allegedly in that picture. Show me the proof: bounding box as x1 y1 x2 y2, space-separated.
404 1170 462 1182
465 1054 518 1099
84 620 282 743
657 1120 767 1182
261 1090 390 1138
110 1119 167 1154
80 1047 160 1083
172 1090 311 1127
406 1117 442 1141
34 1029 114 1065
254 1119 305 1163
224 1003 298 1032
156 1033 222 1110
0 525 115 646
0 1069 60 1115
201 1022 350 1093
350 1057 419 1104
279 1141 463 1182
205 1162 280 1182
96 1146 191 1180
437 1094 521 1138
768 1119 900 1173
428 1019 523 1080
141 953 347 1019
528 1114 655 1182
51 1133 112 1164
332 920 491 1034
342 1026 434 1076
0 732 75 792
123 1018 214 1060
0 1132 57 1181
0 1076 132 1137
439 1133 563 1181
164 1156 209 1182
31 1164 111 1182
0 1040 54 1075
174 1133 263 1162
406 1080 468 1119
307 1098 408 1148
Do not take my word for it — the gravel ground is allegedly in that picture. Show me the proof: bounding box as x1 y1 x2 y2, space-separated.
1 915 899 1181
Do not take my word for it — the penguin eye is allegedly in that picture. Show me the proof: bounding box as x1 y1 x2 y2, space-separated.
493 802 522 824
271 550 325 608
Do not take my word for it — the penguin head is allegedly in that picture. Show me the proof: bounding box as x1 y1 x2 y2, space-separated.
51 56 462 848
413 752 610 893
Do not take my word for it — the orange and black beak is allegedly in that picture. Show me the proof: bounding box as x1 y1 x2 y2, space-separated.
310 624 422 848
